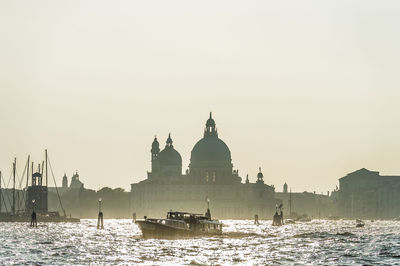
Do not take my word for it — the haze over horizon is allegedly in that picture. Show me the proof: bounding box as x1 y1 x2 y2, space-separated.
1 0 399 193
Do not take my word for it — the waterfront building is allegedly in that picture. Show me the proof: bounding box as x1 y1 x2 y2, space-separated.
275 183 337 219
339 168 400 219
131 113 279 219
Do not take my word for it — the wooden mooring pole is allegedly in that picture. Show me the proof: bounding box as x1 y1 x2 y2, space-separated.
97 198 104 229
30 199 37 228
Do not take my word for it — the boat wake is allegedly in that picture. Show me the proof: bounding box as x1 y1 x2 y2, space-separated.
220 231 275 239
293 231 355 238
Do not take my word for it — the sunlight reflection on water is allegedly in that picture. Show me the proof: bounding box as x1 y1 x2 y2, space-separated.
0 219 399 265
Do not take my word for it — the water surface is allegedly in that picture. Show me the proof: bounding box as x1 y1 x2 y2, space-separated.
0 219 399 265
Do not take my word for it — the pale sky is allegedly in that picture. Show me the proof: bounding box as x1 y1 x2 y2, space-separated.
1 0 399 193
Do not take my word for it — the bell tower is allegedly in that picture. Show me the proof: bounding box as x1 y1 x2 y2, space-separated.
62 173 68 188
26 163 48 213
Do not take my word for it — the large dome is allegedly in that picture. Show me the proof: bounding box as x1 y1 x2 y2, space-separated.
190 113 232 164
191 136 231 163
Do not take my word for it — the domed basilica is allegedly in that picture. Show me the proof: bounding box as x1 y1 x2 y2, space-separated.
131 113 279 219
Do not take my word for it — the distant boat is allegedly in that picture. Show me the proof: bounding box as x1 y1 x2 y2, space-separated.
136 209 223 238
356 219 365 227
284 219 295 224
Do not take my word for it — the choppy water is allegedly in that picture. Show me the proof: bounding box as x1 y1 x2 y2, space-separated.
0 219 399 265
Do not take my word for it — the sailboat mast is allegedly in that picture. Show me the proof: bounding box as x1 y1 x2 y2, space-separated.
45 149 48 187
26 155 30 188
12 158 16 215
289 189 292 217
31 162 34 183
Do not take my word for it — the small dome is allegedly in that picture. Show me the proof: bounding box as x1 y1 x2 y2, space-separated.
158 148 182 166
256 167 264 184
158 134 182 166
73 171 79 180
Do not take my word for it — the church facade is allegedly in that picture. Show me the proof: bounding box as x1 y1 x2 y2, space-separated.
130 113 279 219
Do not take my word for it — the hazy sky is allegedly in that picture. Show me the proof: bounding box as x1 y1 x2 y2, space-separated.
1 0 399 193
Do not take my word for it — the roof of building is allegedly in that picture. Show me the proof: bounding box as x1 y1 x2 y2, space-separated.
339 168 380 180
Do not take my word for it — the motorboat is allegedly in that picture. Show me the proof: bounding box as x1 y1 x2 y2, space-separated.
136 209 223 239
356 219 365 227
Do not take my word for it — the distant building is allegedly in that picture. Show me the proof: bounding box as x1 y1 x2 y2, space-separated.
49 171 84 194
339 168 400 219
62 173 68 188
47 171 86 215
131 113 279 219
48 171 85 207
70 172 84 189
275 182 337 219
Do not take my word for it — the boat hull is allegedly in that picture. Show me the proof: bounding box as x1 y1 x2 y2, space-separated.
136 220 192 238
136 220 222 239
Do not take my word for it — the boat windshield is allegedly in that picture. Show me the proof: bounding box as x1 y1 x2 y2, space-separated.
167 212 190 220
166 212 211 222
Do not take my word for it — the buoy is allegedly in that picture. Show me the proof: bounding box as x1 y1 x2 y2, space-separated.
97 198 104 229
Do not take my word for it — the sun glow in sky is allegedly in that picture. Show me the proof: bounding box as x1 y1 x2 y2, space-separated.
1 0 399 192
